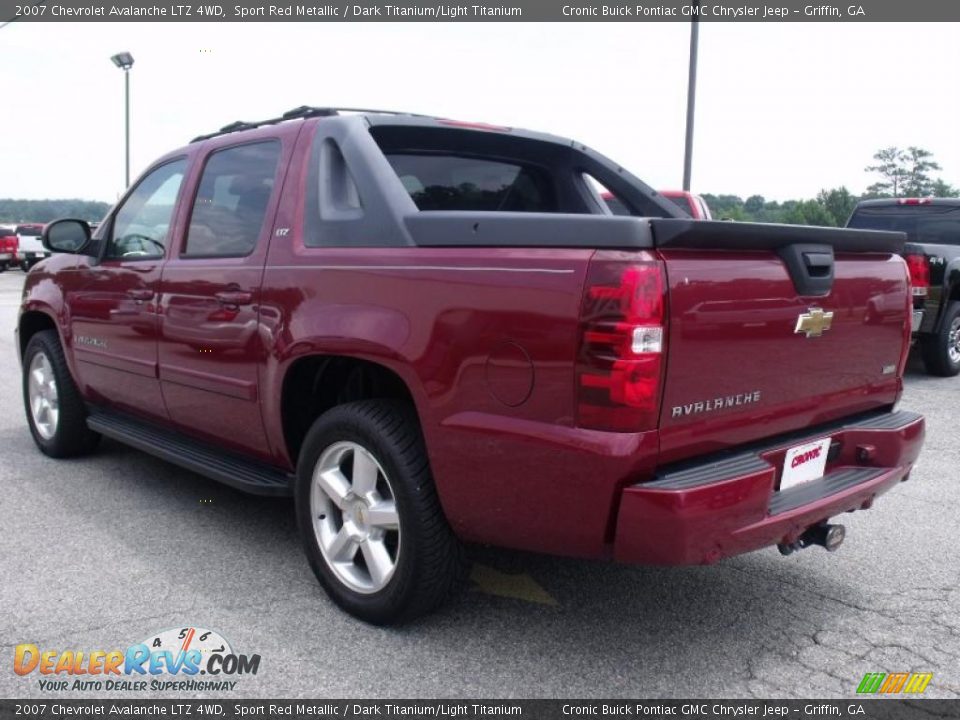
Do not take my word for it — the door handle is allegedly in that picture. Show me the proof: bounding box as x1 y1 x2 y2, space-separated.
215 290 253 307
127 289 153 302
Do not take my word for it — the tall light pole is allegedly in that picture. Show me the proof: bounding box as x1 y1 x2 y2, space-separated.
682 4 699 192
110 52 135 188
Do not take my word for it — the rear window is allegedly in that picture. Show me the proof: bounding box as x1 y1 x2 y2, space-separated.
665 196 692 214
16 225 42 236
385 153 556 213
848 205 960 245
604 195 630 216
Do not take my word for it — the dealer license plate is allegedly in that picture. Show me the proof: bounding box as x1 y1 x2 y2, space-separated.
780 437 831 491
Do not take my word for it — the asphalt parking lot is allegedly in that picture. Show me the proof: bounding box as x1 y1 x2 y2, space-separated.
0 267 957 700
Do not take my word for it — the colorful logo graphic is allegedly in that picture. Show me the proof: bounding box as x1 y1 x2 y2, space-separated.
856 672 933 694
14 626 260 692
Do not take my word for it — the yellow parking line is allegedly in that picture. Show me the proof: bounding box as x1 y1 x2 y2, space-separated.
470 564 558 606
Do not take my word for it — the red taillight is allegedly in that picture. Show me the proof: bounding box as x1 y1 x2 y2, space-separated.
897 198 932 205
576 251 666 432
905 254 929 297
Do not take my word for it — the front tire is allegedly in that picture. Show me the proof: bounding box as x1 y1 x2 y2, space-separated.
22 330 100 457
920 301 960 377
295 400 466 625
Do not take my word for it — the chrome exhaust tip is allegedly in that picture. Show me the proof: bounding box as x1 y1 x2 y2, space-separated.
778 522 846 556
807 522 846 551
823 523 846 551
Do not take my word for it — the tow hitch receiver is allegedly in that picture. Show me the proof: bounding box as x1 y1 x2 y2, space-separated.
778 523 846 556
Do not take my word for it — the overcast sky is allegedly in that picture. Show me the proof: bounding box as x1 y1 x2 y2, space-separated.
1 21 958 202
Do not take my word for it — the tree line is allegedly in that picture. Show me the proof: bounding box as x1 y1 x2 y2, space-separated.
704 146 958 227
0 199 110 225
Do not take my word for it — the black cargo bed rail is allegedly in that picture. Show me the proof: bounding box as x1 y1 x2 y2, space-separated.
650 218 906 254
406 213 907 254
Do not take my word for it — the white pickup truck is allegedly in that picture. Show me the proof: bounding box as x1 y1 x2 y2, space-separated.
15 223 47 270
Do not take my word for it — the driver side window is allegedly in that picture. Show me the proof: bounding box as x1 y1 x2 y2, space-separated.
106 159 188 260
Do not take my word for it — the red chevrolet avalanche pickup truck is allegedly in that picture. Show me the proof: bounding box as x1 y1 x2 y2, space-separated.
19 108 924 624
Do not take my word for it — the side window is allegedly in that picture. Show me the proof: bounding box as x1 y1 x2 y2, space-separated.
184 141 281 258
107 159 187 260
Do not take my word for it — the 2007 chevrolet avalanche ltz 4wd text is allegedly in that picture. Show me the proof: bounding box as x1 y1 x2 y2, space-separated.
18 107 924 624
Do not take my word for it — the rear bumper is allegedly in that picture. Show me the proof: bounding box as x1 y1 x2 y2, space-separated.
613 409 924 565
0 253 11 262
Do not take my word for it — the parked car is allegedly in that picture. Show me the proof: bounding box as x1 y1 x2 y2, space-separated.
15 223 47 271
603 189 712 219
847 198 960 376
659 189 713 219
0 225 17 272
19 107 923 624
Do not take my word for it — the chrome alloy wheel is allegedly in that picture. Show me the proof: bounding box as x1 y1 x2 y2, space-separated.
28 351 59 440
949 318 960 365
310 441 401 594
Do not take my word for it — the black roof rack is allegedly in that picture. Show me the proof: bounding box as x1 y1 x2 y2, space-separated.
189 106 429 143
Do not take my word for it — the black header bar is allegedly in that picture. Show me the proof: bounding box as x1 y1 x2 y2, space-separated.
1 699 958 720
3 0 960 23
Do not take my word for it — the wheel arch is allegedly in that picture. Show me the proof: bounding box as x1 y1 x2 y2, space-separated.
278 353 424 469
932 265 960 332
18 309 60 362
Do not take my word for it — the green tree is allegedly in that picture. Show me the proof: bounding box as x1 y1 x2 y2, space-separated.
865 147 908 197
865 146 946 198
744 195 765 214
900 146 941 197
931 178 959 198
0 199 110 224
783 199 835 227
700 194 745 220
816 187 858 226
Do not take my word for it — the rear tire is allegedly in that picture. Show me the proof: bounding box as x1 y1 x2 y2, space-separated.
0 262 7 273
295 400 467 625
920 302 960 377
20 260 30 272
22 330 101 457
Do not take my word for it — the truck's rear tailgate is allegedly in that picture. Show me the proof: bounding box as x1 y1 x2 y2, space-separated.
651 221 910 465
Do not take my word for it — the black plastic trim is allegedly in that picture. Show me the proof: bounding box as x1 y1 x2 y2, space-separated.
638 408 920 492
769 467 886 516
405 212 654 249
651 218 906 254
87 411 293 497
776 243 835 297
646 454 769 490
844 410 922 430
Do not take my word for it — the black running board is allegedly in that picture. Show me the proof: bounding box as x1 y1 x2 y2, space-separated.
87 412 294 497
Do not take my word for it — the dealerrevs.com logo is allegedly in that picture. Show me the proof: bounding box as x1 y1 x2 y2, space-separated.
14 626 260 692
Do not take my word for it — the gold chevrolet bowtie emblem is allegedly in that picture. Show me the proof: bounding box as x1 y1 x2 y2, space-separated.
795 307 834 338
